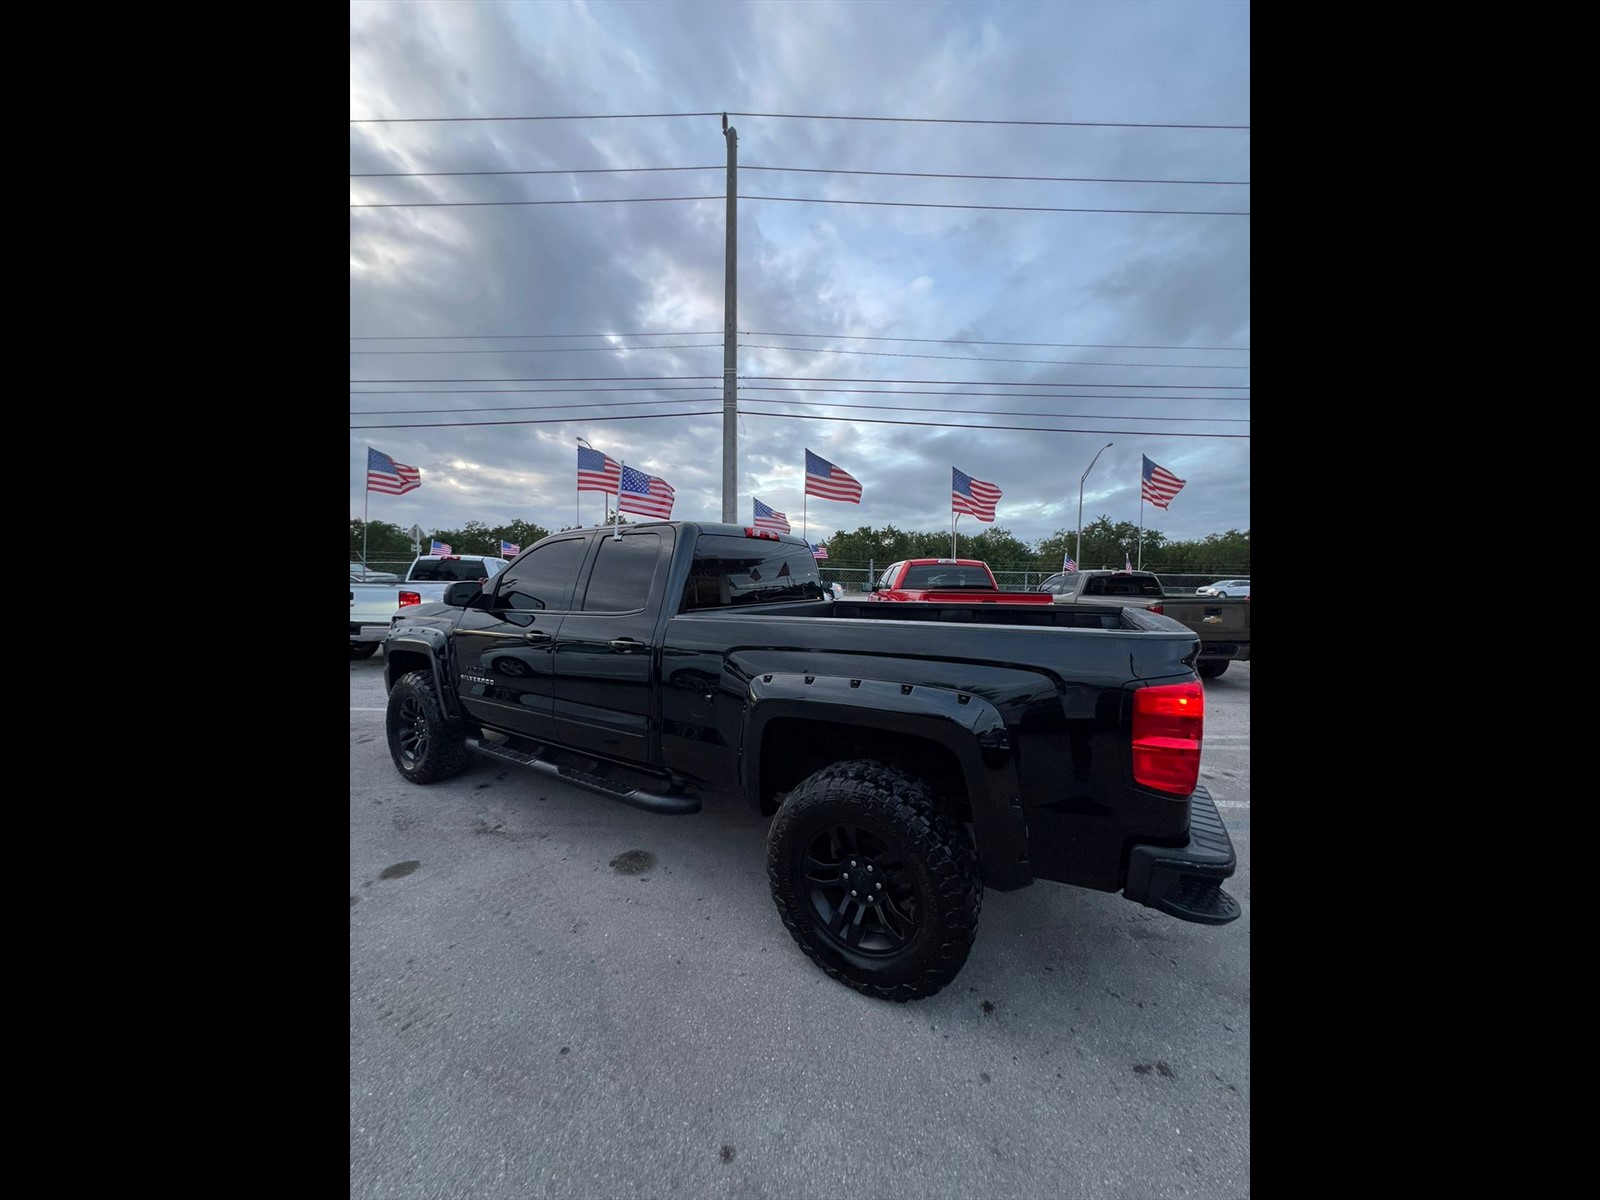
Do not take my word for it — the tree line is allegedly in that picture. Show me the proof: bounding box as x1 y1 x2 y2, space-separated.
351 514 1250 576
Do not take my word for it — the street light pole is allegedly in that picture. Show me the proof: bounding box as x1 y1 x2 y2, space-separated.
1076 442 1114 570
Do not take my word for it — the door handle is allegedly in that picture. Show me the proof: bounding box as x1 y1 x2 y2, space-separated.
609 637 646 652
523 630 552 644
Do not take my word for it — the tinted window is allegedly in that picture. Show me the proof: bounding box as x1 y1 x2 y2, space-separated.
683 534 824 610
410 557 504 582
493 539 587 611
581 532 664 612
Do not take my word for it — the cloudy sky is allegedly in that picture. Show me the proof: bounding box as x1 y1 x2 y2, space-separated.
350 0 1249 551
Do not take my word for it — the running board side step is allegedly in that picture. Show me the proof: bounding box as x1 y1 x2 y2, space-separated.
465 736 701 815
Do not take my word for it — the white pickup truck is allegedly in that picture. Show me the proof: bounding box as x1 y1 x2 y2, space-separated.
350 553 511 659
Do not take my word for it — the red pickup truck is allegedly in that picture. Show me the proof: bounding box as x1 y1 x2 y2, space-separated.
867 558 1055 604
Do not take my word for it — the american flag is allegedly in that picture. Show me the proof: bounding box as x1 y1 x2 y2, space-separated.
952 467 1002 522
367 447 421 495
809 542 829 560
578 446 622 494
1141 455 1186 509
1062 555 1077 573
753 498 791 534
618 466 676 518
431 539 453 556
500 540 520 557
804 449 863 503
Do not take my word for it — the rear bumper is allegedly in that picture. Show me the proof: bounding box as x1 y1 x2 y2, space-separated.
349 622 390 644
1122 785 1240 924
1198 642 1250 662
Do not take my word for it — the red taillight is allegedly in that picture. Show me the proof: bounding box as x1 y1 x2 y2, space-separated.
1149 602 1164 614
743 527 779 540
398 590 422 607
1131 681 1204 795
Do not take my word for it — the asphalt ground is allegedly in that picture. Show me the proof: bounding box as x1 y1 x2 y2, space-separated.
351 657 1250 1199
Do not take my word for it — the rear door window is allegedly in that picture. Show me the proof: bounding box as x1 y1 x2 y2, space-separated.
683 534 825 610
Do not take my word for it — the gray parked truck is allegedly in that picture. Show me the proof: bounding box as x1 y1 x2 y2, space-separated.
1036 569 1250 679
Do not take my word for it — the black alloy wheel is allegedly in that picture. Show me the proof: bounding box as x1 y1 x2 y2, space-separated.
798 824 921 956
767 759 980 1001
385 670 469 784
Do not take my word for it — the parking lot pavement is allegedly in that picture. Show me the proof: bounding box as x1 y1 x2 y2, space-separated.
351 658 1250 1199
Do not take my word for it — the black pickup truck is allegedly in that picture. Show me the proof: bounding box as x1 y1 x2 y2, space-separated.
381 521 1239 1001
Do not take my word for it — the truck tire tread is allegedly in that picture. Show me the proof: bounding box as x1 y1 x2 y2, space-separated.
386 669 470 784
767 759 981 1001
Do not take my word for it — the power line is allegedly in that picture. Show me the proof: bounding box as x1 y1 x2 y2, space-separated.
350 163 1247 186
743 332 1247 352
349 111 1247 130
351 193 1247 215
350 344 722 355
361 394 1249 422
351 408 1246 437
747 165 1247 186
351 374 1247 389
349 331 720 341
744 376 1251 390
726 111 1248 130
350 385 714 395
351 195 720 208
351 375 719 383
738 411 1247 437
352 165 718 177
739 343 1248 369
351 112 721 123
745 195 1246 216
742 385 1245 402
353 398 726 415
349 329 1246 352
351 410 722 430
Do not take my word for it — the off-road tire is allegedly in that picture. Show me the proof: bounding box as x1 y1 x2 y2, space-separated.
1197 660 1229 680
386 670 470 784
767 760 981 1001
350 642 380 661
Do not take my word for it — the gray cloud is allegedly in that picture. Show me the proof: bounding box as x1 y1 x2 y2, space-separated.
351 0 1249 549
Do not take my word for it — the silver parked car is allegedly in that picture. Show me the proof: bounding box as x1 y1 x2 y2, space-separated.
1197 578 1250 598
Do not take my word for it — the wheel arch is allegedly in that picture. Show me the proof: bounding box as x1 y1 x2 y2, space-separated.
742 674 1033 890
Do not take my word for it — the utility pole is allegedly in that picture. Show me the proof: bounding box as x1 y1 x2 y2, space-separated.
721 114 738 523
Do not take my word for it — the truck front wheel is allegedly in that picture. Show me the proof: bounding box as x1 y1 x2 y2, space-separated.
1198 660 1229 679
385 670 470 784
767 760 981 1001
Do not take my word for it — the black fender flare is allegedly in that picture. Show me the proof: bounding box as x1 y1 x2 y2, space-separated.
742 673 1033 890
381 625 466 721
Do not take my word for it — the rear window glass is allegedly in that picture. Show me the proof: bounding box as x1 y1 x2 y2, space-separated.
682 534 825 610
1083 574 1163 597
900 566 991 589
410 558 498 582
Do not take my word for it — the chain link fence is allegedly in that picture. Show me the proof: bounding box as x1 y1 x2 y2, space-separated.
356 554 1241 597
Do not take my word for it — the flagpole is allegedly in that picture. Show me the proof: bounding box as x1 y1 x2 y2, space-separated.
362 446 370 572
613 462 625 540
951 512 959 558
575 436 589 528
1138 494 1146 570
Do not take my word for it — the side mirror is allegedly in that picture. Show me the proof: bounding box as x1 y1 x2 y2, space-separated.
443 581 484 607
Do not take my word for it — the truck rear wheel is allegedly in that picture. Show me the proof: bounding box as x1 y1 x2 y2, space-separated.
385 670 470 784
767 760 981 1001
1198 661 1229 679
350 642 379 661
